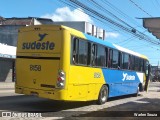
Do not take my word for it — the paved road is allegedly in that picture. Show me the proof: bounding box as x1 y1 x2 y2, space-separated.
0 82 159 120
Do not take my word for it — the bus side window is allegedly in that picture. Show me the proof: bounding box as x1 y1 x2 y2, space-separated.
112 49 119 69
91 44 97 66
134 57 139 71
105 48 108 67
96 45 106 67
72 37 90 66
130 55 135 70
78 39 88 65
128 55 131 70
118 52 122 69
122 53 129 70
108 49 112 68
139 58 143 72
87 43 91 65
72 38 78 64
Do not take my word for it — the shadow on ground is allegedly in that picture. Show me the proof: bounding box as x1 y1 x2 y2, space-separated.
0 95 95 112
0 94 140 113
75 97 160 117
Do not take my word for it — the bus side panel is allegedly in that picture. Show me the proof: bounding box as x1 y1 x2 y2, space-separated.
102 69 144 97
67 66 105 101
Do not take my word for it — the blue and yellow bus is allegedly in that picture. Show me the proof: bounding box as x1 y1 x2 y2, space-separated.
15 25 150 104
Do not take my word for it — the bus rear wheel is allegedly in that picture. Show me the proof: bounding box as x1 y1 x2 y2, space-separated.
97 85 108 105
134 86 139 97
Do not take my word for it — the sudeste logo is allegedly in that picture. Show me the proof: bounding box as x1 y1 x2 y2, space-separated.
122 72 135 81
38 33 48 41
22 33 55 50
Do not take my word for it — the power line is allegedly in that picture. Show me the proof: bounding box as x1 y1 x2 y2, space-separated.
155 0 160 8
128 0 152 17
58 0 160 64
60 0 134 34
90 0 134 29
67 0 160 45
91 0 150 47
102 0 148 32
115 36 138 44
150 0 160 14
101 0 141 28
68 0 136 33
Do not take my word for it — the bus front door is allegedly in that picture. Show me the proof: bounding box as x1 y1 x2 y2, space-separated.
144 64 151 91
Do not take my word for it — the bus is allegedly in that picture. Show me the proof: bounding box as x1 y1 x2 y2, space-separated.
15 25 150 104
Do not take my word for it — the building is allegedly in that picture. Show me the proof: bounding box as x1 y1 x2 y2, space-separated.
0 17 54 46
0 17 53 26
151 66 160 82
0 44 16 82
53 21 106 40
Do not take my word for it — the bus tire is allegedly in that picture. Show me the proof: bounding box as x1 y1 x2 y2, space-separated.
97 85 108 105
139 83 144 92
134 86 139 97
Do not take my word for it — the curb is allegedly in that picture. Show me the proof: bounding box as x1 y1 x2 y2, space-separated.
0 82 14 89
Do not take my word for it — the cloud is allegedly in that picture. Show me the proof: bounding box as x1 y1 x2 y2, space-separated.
105 32 119 38
41 7 93 23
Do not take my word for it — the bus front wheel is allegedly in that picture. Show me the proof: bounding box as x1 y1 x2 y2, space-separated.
97 85 108 105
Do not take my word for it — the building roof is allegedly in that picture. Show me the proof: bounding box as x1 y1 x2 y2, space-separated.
0 17 53 25
143 17 160 39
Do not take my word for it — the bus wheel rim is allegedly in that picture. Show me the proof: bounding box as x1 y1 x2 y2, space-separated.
101 88 107 102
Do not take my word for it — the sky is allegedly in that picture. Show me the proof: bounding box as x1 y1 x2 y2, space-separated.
0 0 160 65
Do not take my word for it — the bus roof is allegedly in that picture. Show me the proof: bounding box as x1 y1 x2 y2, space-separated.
61 25 148 60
